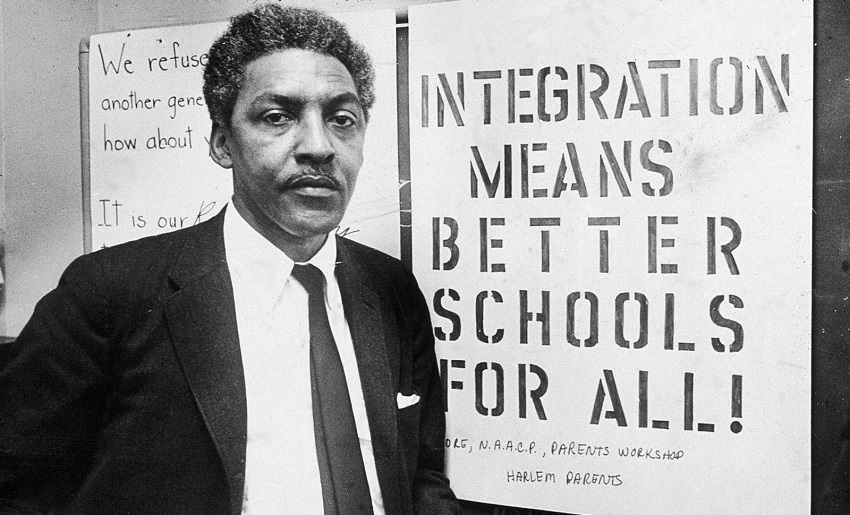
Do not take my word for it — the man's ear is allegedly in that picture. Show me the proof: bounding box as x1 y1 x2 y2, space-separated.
209 123 233 169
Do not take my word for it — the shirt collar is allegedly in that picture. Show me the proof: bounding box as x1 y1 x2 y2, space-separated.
302 226 338 284
223 202 338 306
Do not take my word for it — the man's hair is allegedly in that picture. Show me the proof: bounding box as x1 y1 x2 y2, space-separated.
203 4 375 128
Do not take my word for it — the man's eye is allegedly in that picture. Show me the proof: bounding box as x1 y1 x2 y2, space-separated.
329 114 356 128
261 111 291 125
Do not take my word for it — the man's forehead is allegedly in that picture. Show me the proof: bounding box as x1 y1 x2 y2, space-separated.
241 49 357 94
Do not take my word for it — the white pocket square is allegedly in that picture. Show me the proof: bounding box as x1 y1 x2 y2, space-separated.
397 392 420 409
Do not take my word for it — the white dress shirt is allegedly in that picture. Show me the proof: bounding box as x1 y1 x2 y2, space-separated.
223 204 384 514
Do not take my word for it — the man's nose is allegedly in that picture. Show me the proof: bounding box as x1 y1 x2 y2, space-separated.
295 112 335 166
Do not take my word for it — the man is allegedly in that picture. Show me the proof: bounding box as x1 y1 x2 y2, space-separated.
0 5 460 514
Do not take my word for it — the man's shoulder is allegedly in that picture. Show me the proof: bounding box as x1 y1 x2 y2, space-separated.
65 213 224 287
336 236 410 279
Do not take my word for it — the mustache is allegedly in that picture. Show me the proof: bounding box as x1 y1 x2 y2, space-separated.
282 168 340 190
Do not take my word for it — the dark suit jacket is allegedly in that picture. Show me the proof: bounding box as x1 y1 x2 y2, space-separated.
0 210 459 514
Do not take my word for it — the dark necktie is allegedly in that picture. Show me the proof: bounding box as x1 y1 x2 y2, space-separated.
290 264 374 514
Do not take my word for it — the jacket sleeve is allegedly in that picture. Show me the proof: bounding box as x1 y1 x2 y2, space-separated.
0 254 114 511
404 272 462 515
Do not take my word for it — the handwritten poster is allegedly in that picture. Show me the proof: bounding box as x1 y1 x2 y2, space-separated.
409 1 812 513
87 9 399 256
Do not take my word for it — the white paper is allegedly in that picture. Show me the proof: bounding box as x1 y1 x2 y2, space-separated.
409 1 812 513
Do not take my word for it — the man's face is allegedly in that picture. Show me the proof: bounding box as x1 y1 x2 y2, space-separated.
211 48 366 250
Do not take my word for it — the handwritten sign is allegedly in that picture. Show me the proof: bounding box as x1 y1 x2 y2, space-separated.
87 10 399 256
409 1 812 512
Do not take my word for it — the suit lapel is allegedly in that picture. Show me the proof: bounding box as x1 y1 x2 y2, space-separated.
164 212 247 515
161 224 404 514
335 239 404 513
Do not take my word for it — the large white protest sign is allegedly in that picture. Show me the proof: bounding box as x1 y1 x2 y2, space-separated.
86 9 399 256
409 1 812 512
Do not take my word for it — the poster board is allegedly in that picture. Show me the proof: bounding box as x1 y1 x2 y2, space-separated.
409 1 812 513
84 9 399 256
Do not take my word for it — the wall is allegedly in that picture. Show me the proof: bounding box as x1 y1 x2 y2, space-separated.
94 0 443 31
814 1 850 509
1 0 98 335
0 0 5 336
